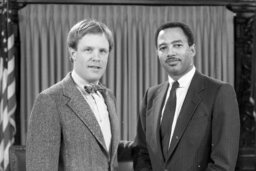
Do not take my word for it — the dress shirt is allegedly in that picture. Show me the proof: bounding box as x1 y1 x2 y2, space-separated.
160 66 196 148
71 71 112 152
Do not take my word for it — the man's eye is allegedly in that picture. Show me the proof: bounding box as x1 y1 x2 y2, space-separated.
159 46 167 51
99 49 108 54
84 48 93 53
174 44 183 48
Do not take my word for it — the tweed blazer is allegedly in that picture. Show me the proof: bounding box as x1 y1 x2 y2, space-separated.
133 71 240 171
26 73 120 171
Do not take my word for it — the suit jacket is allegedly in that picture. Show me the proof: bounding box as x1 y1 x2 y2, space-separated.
26 73 120 171
133 71 240 171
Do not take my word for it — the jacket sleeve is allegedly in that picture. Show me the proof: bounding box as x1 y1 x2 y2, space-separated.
206 84 240 171
26 93 61 171
133 89 152 171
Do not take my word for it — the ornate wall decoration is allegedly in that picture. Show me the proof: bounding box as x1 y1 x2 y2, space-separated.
235 15 255 147
231 5 256 170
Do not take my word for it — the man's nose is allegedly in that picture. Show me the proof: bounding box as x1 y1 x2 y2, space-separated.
167 46 175 55
92 50 101 60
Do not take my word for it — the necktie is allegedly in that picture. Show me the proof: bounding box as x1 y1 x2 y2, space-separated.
160 81 179 161
84 84 105 94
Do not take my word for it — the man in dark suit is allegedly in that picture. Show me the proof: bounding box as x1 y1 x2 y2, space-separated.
26 19 130 171
133 22 240 171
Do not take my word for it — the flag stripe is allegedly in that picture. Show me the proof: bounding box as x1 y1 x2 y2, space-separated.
7 56 14 75
7 34 13 50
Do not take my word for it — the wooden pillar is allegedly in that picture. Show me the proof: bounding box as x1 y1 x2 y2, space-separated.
228 4 256 171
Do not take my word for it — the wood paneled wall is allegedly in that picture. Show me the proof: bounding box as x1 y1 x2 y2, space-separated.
6 0 256 170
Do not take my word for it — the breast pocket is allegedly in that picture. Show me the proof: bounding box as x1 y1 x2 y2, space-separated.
191 112 208 120
185 104 211 141
190 102 210 120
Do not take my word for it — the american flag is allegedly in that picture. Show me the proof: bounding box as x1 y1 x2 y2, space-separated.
0 0 16 170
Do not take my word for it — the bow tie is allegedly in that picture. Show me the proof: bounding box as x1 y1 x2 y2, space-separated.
84 84 105 94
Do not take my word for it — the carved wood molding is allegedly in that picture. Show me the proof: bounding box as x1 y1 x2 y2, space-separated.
228 3 256 18
234 7 256 171
11 0 256 6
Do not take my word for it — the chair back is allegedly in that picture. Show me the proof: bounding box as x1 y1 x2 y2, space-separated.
8 145 134 171
9 145 26 171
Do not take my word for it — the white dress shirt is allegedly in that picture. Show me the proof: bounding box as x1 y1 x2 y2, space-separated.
160 66 196 148
71 71 112 152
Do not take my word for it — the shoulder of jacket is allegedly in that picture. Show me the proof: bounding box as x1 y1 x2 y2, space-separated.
148 81 167 93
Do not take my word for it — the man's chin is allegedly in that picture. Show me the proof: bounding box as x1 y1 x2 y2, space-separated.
166 65 179 73
87 76 103 84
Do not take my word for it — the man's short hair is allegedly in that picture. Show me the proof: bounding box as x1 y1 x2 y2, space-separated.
155 22 194 47
67 19 114 52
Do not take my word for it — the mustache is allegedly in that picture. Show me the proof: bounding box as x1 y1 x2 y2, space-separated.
165 56 181 63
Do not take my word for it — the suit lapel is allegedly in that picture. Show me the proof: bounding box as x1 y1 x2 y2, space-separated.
148 82 169 164
166 71 204 161
102 90 120 161
61 74 108 154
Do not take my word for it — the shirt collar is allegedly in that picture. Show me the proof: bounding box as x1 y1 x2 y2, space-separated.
71 70 99 90
168 66 196 88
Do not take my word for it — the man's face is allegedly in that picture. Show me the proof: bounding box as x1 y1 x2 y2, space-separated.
70 33 109 84
157 27 195 80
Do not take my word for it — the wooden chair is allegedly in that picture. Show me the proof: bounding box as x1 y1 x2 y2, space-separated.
8 145 133 171
9 145 26 171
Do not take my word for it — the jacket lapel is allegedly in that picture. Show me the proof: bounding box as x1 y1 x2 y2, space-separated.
102 91 120 162
61 73 108 154
166 71 204 161
148 82 169 164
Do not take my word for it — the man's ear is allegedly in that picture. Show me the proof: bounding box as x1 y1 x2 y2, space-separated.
69 48 77 61
190 44 196 56
155 49 159 58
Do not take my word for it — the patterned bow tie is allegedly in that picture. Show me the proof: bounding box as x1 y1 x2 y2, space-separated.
84 84 105 94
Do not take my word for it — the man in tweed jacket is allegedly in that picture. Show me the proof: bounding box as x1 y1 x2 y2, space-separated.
26 19 128 171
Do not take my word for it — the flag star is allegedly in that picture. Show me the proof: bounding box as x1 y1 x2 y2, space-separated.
1 31 4 36
4 48 7 52
3 38 6 43
7 18 11 23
